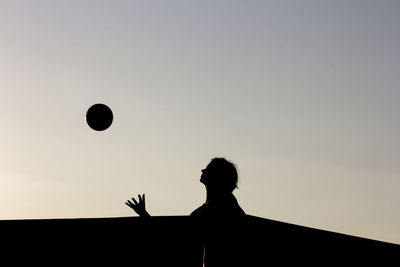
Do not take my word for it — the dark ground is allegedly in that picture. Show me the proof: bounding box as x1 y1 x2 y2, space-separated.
1 215 398 266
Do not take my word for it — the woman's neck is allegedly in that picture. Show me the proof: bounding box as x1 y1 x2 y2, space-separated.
205 188 231 204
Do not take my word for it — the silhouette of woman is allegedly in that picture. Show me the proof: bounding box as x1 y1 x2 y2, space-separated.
125 157 245 218
125 157 245 266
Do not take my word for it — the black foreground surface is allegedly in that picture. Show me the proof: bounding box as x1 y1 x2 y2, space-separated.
1 215 398 266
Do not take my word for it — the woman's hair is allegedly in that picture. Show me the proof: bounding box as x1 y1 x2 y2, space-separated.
207 157 239 192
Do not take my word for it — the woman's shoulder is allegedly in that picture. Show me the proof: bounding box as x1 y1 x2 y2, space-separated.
220 193 246 216
190 195 246 217
190 203 207 217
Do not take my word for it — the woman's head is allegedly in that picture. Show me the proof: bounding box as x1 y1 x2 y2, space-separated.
200 158 238 193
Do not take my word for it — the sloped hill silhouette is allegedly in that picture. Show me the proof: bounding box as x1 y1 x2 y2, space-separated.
1 215 398 266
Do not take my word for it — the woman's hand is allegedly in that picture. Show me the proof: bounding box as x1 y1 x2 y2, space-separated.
125 194 150 217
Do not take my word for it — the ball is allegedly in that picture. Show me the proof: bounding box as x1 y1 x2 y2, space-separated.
86 103 113 131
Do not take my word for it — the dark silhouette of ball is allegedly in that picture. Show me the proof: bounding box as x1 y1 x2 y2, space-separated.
86 103 113 131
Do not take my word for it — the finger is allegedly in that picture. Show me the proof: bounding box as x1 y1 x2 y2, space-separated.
143 194 145 202
126 201 134 207
138 194 142 202
132 198 138 205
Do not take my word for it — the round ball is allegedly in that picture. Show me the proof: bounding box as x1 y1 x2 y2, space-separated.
86 103 113 131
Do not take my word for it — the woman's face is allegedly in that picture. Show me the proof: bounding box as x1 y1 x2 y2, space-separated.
200 159 236 193
200 167 208 184
200 163 216 185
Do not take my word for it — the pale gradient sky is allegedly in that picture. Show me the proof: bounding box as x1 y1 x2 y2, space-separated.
0 0 399 244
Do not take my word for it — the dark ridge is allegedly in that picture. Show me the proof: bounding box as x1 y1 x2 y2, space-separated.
1 215 398 266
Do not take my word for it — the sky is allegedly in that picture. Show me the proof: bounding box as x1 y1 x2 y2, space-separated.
0 0 399 244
